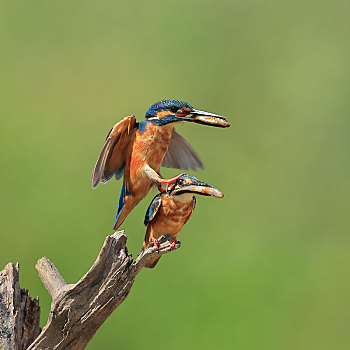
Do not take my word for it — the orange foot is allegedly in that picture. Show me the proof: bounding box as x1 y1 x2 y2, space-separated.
150 237 159 251
170 238 177 250
157 173 186 191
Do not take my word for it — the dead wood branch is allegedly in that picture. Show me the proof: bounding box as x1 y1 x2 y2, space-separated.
20 231 179 350
0 263 40 350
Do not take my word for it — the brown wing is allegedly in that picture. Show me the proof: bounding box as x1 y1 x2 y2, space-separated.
161 129 203 170
91 116 136 188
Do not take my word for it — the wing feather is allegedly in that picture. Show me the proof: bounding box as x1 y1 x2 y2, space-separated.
161 129 203 171
144 194 162 226
91 116 136 188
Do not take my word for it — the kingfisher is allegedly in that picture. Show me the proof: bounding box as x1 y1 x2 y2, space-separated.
142 173 224 268
91 100 229 229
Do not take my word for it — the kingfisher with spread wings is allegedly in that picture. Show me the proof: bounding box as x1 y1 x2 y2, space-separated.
91 100 229 229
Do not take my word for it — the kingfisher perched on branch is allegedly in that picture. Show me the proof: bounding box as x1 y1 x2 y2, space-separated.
91 100 229 229
142 174 223 268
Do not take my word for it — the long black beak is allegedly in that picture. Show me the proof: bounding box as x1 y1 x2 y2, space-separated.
172 180 224 198
179 109 230 128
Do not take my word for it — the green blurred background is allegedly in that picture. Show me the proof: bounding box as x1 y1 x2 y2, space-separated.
1 1 349 349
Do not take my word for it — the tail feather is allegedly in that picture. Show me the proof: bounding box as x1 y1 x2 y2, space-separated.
113 181 134 229
113 181 126 229
113 206 131 229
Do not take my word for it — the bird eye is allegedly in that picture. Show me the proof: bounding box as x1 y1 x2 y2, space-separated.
178 179 183 185
170 106 179 113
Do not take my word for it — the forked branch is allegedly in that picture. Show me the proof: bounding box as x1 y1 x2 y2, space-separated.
0 231 180 350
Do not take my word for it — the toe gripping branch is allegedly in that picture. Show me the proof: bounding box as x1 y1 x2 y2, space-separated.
150 237 159 251
133 234 181 275
170 238 177 250
150 237 178 251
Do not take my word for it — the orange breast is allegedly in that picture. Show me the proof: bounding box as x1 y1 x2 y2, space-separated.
147 194 195 241
137 123 172 170
127 123 173 196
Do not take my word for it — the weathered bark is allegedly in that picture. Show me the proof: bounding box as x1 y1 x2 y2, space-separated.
0 263 41 350
26 230 179 350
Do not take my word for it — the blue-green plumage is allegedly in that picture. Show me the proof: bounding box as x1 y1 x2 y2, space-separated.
114 181 126 227
145 100 193 119
144 194 162 226
114 181 131 227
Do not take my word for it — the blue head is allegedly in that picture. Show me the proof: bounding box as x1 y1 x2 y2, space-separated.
144 99 230 127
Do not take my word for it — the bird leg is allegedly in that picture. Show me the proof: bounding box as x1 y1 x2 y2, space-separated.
143 164 185 191
143 164 163 183
157 173 186 191
150 237 159 251
157 171 165 192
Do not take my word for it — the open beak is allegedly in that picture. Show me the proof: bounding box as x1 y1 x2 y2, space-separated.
172 181 224 198
180 109 230 128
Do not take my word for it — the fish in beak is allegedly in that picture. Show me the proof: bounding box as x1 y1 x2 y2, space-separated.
171 175 224 198
178 108 230 128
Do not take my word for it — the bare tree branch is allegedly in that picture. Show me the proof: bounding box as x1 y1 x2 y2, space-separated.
35 258 69 301
25 231 180 350
0 263 40 350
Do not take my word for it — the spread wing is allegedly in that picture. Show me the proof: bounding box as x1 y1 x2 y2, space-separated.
161 129 203 170
91 116 136 188
144 194 162 226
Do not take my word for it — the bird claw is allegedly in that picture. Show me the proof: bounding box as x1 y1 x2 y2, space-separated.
170 239 177 250
150 237 159 251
